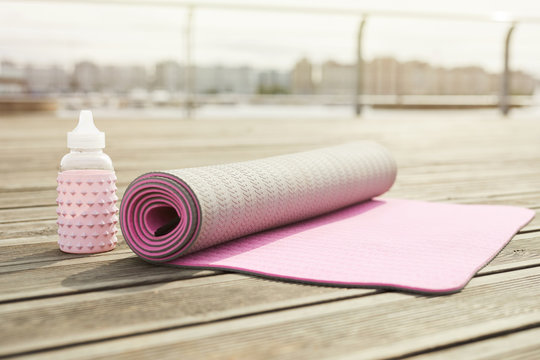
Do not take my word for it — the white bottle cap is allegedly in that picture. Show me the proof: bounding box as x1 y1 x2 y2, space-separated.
67 110 105 149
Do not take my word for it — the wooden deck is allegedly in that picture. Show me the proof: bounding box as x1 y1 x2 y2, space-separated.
1 112 540 359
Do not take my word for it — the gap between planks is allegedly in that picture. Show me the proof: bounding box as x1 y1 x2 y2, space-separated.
2 187 540 224
405 326 540 360
4 267 540 360
0 232 540 352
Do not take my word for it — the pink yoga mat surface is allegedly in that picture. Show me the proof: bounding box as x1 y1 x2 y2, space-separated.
171 199 533 293
119 142 534 294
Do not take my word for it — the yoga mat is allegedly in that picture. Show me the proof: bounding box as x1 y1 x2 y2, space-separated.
120 142 534 294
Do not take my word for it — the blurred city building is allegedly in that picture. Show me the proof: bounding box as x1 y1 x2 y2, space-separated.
72 61 100 92
291 57 315 94
294 57 535 96
154 60 184 93
25 65 69 93
510 70 536 95
100 65 147 93
0 56 536 97
0 60 27 94
195 65 258 94
257 70 290 94
396 61 437 95
318 60 355 95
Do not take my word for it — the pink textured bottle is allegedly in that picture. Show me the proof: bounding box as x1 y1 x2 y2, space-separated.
56 110 118 253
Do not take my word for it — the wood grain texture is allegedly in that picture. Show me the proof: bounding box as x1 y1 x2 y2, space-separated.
409 327 540 360
0 230 538 357
12 268 540 360
0 253 217 303
1 114 540 358
0 275 375 357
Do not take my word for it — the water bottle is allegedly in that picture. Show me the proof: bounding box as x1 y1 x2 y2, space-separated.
56 110 118 253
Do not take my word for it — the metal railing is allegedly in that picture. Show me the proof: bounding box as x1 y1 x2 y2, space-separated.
6 0 540 117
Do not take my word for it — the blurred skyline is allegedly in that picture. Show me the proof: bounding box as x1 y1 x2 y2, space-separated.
2 0 540 76
3 56 535 97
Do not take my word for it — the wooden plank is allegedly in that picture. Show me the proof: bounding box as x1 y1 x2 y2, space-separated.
10 267 540 360
2 176 540 210
0 239 132 269
1 152 538 174
0 189 57 209
2 117 540 190
0 220 57 241
2 115 540 358
0 197 538 286
2 158 540 191
408 327 540 359
2 183 539 224
0 274 374 357
0 206 536 244
0 205 57 224
1 229 538 277
3 167 540 193
0 254 217 303
520 214 540 233
0 226 537 326
0 187 127 210
0 199 538 291
477 232 540 274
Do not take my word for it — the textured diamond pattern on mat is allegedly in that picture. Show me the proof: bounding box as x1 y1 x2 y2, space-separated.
166 142 397 254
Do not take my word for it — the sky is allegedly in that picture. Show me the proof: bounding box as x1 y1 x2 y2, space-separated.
1 0 540 76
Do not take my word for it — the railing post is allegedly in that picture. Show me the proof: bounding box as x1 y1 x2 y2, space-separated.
500 23 515 116
355 16 367 116
184 6 194 118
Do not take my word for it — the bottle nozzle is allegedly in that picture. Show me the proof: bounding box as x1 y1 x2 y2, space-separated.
67 110 105 149
77 110 95 130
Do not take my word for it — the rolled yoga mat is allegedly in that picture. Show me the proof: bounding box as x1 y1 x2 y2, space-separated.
120 142 534 294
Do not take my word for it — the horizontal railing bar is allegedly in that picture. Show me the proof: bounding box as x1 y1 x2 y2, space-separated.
5 0 540 24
